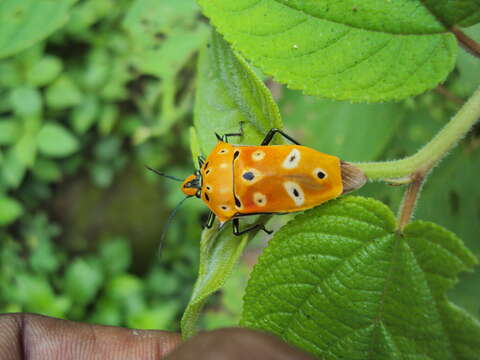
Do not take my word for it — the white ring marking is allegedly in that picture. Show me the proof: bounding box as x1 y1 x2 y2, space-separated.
283 181 305 206
282 149 301 169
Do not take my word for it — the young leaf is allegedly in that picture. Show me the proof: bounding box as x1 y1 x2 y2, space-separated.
0 0 77 59
197 0 460 102
194 30 282 154
180 223 250 339
242 196 479 359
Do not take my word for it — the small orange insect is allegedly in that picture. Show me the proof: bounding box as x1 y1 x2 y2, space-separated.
167 127 366 236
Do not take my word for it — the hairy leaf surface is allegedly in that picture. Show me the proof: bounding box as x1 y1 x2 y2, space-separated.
242 197 479 359
194 30 282 154
197 0 461 101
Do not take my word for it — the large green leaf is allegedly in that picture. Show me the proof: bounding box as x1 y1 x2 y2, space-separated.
0 0 77 59
197 0 461 102
242 196 479 359
194 30 283 154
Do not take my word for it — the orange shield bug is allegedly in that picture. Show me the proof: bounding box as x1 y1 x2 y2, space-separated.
171 127 366 236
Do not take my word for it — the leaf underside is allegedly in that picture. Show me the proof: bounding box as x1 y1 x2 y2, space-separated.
196 0 467 102
241 196 479 359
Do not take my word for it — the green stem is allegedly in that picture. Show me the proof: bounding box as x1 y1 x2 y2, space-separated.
355 86 480 180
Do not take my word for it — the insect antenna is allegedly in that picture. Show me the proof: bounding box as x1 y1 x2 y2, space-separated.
145 165 183 182
158 195 192 257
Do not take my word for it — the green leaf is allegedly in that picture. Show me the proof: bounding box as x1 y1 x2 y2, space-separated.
37 123 79 158
189 126 202 168
45 75 84 109
180 223 250 339
26 55 63 86
64 258 103 305
9 87 42 117
71 96 99 134
0 119 21 145
130 28 209 80
422 1 480 27
0 196 23 226
280 88 404 161
13 273 71 317
99 237 131 276
127 302 179 330
0 0 77 59
98 103 118 135
32 157 62 182
123 0 199 38
0 148 27 188
197 0 459 102
124 0 206 79
241 196 479 359
194 30 283 154
450 24 480 98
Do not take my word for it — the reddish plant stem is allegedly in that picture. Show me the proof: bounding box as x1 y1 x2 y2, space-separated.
451 27 480 59
397 172 426 233
435 85 464 105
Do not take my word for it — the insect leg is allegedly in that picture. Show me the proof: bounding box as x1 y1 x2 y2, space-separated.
261 128 301 145
204 211 215 229
216 122 245 143
197 155 205 169
232 218 273 236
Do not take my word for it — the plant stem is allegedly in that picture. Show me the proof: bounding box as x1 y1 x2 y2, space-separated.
451 27 480 59
355 86 480 180
396 172 425 233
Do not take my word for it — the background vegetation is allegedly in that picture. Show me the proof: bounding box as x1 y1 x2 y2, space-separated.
0 0 479 342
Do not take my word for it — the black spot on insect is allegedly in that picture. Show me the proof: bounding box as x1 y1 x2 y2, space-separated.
235 196 242 208
317 171 326 179
204 162 209 169
234 150 240 159
293 189 300 197
258 198 263 203
221 205 228 210
206 185 211 191
243 172 255 181
206 169 211 175
289 155 296 162
204 193 210 202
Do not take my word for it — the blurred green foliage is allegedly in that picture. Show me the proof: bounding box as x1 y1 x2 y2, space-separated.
0 0 207 330
0 0 479 333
